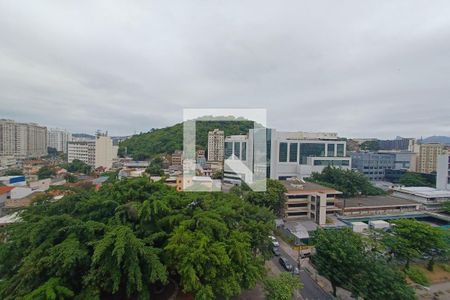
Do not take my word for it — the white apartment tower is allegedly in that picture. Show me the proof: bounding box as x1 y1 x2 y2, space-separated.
207 129 224 162
0 119 47 159
67 141 96 166
47 128 72 153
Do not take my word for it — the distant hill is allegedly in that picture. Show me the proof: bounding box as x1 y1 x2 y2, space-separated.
422 136 450 145
119 118 255 160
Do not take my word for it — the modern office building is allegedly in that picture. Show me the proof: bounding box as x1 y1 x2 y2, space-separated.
0 119 47 159
281 178 341 225
47 128 72 153
223 129 351 183
351 152 395 181
95 134 118 170
377 150 417 172
67 141 96 167
437 154 450 190
207 129 224 162
417 143 448 174
269 130 350 180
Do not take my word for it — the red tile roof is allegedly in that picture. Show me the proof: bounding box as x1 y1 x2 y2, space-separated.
0 186 15 195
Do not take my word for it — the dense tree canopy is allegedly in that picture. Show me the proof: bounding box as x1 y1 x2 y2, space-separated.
3 169 24 176
399 172 432 187
307 166 385 197
60 159 92 175
145 157 164 176
0 177 274 299
230 179 287 217
118 119 254 160
263 272 302 300
37 166 56 180
312 228 416 299
382 219 448 270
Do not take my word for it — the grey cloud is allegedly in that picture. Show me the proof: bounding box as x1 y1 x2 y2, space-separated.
0 0 449 137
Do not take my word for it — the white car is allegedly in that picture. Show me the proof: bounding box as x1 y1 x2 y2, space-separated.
269 235 280 247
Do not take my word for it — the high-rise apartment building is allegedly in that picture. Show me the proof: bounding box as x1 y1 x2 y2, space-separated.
67 141 96 167
95 134 118 170
47 128 72 153
0 119 47 159
207 129 224 162
437 154 450 191
417 144 448 174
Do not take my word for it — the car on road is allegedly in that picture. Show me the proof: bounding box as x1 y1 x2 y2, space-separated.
269 235 279 247
272 247 280 256
279 256 293 271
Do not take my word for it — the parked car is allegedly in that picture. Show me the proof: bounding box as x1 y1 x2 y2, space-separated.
272 247 281 256
279 257 293 271
269 235 280 247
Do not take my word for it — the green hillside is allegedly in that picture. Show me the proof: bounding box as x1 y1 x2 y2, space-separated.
119 118 255 160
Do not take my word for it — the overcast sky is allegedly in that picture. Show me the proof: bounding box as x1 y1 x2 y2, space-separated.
1 1 449 138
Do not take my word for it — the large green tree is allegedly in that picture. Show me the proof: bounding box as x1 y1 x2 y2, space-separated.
0 177 274 300
383 218 448 270
263 273 302 300
399 172 431 187
312 228 415 299
307 166 385 197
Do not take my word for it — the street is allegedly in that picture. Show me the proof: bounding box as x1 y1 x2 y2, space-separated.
271 247 333 300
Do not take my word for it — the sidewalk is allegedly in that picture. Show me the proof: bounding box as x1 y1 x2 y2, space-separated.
277 238 355 300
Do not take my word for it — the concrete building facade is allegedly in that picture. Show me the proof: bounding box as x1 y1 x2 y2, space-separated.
47 128 72 153
417 143 448 174
95 134 118 170
0 119 47 159
281 178 341 226
351 152 395 181
437 154 450 191
207 129 224 162
67 141 96 167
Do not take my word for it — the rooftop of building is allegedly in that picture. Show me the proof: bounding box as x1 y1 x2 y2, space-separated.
338 195 418 208
0 186 15 195
281 178 341 194
393 186 450 198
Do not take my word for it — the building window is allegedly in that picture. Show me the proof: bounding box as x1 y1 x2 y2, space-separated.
224 142 233 159
234 142 241 159
289 143 298 162
337 144 345 157
242 142 246 161
279 142 287 162
327 144 335 157
299 143 325 164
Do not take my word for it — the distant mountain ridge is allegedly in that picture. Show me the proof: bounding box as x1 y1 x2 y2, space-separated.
421 136 450 145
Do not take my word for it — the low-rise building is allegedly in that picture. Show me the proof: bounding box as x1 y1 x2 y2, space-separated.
281 178 341 226
336 195 420 216
68 141 96 166
391 186 450 211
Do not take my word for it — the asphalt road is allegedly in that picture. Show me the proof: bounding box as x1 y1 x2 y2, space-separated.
272 248 333 300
